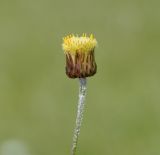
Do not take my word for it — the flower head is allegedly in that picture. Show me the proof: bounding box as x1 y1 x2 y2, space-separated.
62 33 97 78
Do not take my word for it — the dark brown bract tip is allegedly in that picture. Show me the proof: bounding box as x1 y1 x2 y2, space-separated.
65 50 97 78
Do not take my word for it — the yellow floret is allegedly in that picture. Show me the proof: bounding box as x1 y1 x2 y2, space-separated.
62 34 97 54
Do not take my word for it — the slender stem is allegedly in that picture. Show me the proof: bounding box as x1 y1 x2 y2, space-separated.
71 78 87 155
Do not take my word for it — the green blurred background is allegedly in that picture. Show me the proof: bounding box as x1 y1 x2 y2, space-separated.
0 0 160 154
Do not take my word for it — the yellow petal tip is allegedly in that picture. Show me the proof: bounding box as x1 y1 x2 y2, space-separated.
62 33 97 54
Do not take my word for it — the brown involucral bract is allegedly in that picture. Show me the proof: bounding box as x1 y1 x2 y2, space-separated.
65 50 97 78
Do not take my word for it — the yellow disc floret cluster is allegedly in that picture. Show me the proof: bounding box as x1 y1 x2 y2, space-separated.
62 34 97 54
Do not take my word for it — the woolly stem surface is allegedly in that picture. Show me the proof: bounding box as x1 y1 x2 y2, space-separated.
71 78 87 155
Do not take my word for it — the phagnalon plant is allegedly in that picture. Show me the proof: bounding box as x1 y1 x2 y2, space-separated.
62 33 97 155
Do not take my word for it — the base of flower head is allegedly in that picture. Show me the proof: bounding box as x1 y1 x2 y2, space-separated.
65 51 97 78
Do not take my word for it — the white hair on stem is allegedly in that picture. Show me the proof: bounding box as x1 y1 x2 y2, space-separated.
71 78 87 155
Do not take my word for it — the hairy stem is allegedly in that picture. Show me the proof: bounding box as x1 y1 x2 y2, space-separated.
71 78 87 155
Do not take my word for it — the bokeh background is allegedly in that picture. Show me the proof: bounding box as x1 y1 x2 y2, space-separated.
0 0 160 154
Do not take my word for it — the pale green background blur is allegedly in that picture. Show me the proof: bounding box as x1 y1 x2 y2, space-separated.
0 0 160 155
